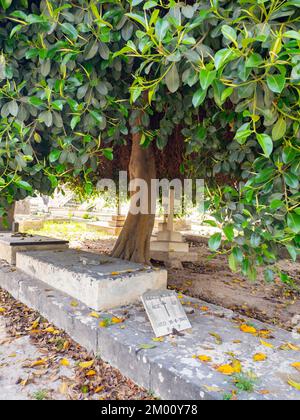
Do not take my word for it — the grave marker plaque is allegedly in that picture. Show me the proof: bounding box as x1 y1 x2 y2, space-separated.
141 290 192 337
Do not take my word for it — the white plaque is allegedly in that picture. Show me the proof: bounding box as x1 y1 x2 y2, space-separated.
141 290 192 337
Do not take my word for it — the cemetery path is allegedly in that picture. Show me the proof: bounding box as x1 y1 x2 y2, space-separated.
0 289 151 401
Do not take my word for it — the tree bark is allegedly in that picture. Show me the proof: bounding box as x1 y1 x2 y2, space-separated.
111 119 156 265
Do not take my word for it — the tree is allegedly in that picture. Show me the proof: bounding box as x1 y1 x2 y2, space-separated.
0 1 299 281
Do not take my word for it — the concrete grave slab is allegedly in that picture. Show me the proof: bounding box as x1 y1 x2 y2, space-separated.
0 233 69 265
0 261 300 400
16 249 168 311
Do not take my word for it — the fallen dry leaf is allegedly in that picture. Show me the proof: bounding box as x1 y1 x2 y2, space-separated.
79 360 94 369
111 317 123 324
240 324 257 334
30 359 47 368
197 355 212 363
217 365 235 376
288 378 300 391
89 312 100 319
291 363 300 372
260 340 274 349
210 332 223 345
280 343 300 351
86 370 96 377
253 353 267 362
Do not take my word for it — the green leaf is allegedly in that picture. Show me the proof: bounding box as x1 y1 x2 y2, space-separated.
245 53 264 68
256 133 273 157
234 123 252 144
28 97 45 108
208 233 222 252
126 13 147 29
14 180 32 191
214 49 238 70
0 0 12 10
223 224 234 241
155 18 170 42
228 253 239 272
284 31 300 41
165 65 180 93
284 172 299 189
61 23 78 41
266 74 285 94
199 69 216 90
272 117 286 141
287 213 300 234
192 88 206 108
49 149 61 163
221 25 237 44
103 148 113 161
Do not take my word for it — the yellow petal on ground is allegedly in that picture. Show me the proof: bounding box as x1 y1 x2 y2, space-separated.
0 307 6 313
70 300 79 307
110 272 120 276
198 355 212 363
288 378 300 391
260 340 274 349
291 363 300 372
89 312 100 319
79 360 94 369
177 294 184 299
217 365 235 376
240 324 257 334
60 358 70 367
200 306 209 312
86 370 96 377
253 353 267 362
99 321 107 328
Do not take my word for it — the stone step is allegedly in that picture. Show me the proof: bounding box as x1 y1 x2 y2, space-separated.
0 262 299 400
16 249 167 311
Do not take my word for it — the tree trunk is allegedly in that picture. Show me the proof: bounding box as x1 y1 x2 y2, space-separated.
111 120 156 265
0 203 15 231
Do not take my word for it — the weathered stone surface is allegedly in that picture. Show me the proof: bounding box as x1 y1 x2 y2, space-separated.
0 233 69 265
16 249 168 311
0 261 300 401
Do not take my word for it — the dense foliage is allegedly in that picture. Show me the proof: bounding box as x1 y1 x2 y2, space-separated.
0 0 299 281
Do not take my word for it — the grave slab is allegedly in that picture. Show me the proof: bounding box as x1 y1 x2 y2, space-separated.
16 249 168 311
0 261 299 400
0 233 69 265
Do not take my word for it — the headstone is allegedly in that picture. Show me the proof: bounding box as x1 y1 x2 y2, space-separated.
141 290 192 337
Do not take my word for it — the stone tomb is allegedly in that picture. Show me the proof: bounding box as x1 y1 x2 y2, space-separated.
16 249 168 311
0 233 69 265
